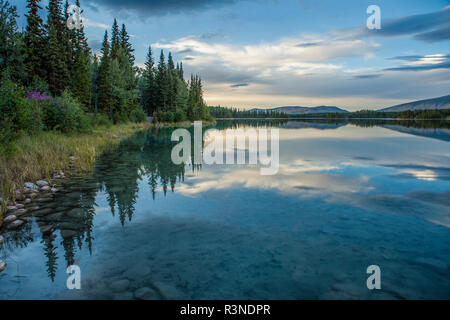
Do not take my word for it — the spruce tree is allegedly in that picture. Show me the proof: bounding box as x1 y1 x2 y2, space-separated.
120 24 135 65
24 0 46 86
143 45 155 115
46 0 69 95
110 18 119 60
156 50 168 111
97 31 113 116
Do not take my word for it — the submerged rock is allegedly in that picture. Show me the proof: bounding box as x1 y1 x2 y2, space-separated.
0 235 4 245
40 225 53 234
15 204 25 209
6 206 17 212
15 209 28 216
0 260 6 273
6 220 24 229
3 215 17 224
110 279 130 293
40 186 51 192
134 287 158 300
154 282 182 299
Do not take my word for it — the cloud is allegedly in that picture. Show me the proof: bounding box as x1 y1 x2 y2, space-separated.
353 74 382 79
384 54 450 72
339 6 450 43
414 26 450 42
231 83 249 88
86 0 242 17
83 17 110 29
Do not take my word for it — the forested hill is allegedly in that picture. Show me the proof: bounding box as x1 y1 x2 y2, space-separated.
379 95 450 112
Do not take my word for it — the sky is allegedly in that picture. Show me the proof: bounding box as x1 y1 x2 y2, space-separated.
12 0 450 110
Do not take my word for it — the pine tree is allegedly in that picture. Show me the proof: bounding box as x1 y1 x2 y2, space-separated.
110 18 119 60
46 0 69 95
143 45 155 115
69 0 91 109
120 24 134 65
156 50 169 111
24 0 46 85
97 31 113 115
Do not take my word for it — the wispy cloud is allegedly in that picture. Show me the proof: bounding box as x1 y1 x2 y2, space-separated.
86 0 243 18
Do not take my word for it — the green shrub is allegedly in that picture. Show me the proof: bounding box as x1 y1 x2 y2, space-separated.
41 90 92 133
163 111 175 123
92 113 113 128
174 110 187 123
129 107 147 123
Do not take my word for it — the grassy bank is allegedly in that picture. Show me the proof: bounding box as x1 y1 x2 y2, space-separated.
0 122 150 220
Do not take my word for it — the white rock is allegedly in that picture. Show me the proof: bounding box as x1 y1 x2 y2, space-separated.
24 198 32 204
3 215 17 224
0 235 4 245
6 206 17 212
24 182 38 190
40 186 51 192
0 261 6 273
134 287 157 300
15 204 25 209
51 188 58 193
36 180 49 187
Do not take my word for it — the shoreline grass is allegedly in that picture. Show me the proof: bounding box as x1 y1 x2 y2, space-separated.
0 122 150 221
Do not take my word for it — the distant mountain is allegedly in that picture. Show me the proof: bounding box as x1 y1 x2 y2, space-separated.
379 95 450 112
252 106 349 115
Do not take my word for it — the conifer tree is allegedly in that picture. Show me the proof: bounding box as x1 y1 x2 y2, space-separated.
46 0 69 95
143 45 156 115
110 18 119 60
120 24 135 65
97 31 113 115
24 0 46 85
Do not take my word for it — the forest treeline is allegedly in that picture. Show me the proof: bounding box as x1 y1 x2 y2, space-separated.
0 0 211 152
209 106 288 119
209 106 450 120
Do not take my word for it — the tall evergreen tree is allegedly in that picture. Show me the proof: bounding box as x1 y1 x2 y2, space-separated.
0 0 26 82
46 0 69 95
110 18 119 60
155 50 169 111
120 23 134 65
96 31 113 115
24 0 46 85
143 45 156 115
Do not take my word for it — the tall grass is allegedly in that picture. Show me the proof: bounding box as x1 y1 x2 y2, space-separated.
0 122 149 222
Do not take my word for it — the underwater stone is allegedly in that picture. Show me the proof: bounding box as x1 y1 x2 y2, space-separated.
0 235 4 245
110 279 130 293
0 260 6 273
6 220 24 229
3 215 17 224
134 287 158 300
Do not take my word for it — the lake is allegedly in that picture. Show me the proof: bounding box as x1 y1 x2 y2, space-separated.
0 119 449 299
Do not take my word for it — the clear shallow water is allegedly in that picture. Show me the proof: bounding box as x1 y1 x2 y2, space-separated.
1 120 449 300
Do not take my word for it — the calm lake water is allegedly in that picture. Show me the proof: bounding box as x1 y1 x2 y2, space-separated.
1 119 449 300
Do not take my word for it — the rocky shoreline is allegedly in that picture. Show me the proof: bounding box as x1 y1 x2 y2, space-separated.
0 159 73 274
